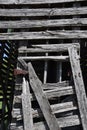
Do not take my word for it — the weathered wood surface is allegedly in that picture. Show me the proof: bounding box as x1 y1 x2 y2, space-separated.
18 56 69 61
0 7 87 17
10 115 80 130
14 85 74 103
22 78 33 130
19 43 80 53
12 101 77 119
69 47 87 130
1 30 87 40
0 0 85 5
0 18 87 29
28 62 61 130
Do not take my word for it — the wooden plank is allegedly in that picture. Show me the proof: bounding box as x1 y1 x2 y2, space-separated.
0 0 85 5
28 62 61 130
33 101 77 118
22 78 33 130
18 56 69 61
0 7 87 17
10 115 80 130
14 85 74 103
12 101 77 119
19 43 80 53
68 47 87 130
34 115 80 130
0 30 87 40
0 17 87 29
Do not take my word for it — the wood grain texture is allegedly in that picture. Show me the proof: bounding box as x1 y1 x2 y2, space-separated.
69 47 87 130
0 30 87 40
19 43 80 53
0 0 85 5
22 78 33 130
12 101 77 119
0 18 87 29
0 7 87 17
28 62 61 130
10 115 80 130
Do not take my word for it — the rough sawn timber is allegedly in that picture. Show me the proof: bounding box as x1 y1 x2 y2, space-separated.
69 46 87 130
22 78 33 130
28 62 61 130
1 30 87 40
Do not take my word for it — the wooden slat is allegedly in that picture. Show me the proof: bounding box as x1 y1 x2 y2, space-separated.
10 115 80 130
33 101 77 118
22 78 33 130
13 86 74 103
0 18 87 29
12 101 77 119
69 47 87 130
0 7 87 17
34 115 80 130
0 0 85 5
28 62 61 130
19 43 80 53
1 30 87 40
18 56 69 61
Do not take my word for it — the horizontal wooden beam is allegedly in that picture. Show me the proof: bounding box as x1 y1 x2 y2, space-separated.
19 43 80 53
18 56 69 61
0 7 87 17
0 30 87 40
0 0 85 5
0 18 87 29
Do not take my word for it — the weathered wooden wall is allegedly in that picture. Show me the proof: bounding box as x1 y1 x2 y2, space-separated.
0 42 18 130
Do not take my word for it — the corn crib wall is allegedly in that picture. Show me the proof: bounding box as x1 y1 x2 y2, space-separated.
0 0 87 130
0 42 18 129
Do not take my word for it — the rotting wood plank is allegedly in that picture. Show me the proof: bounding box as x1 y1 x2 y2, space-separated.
18 56 69 61
28 62 61 130
0 0 85 5
68 46 87 130
22 78 33 130
19 43 80 53
0 7 87 17
0 18 87 29
1 30 87 40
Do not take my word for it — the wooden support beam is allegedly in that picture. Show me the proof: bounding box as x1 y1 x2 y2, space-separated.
28 62 61 130
69 46 87 130
22 78 33 130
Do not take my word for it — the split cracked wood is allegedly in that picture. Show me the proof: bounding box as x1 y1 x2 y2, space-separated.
28 62 61 130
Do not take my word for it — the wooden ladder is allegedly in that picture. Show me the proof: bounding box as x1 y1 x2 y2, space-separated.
10 44 87 130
